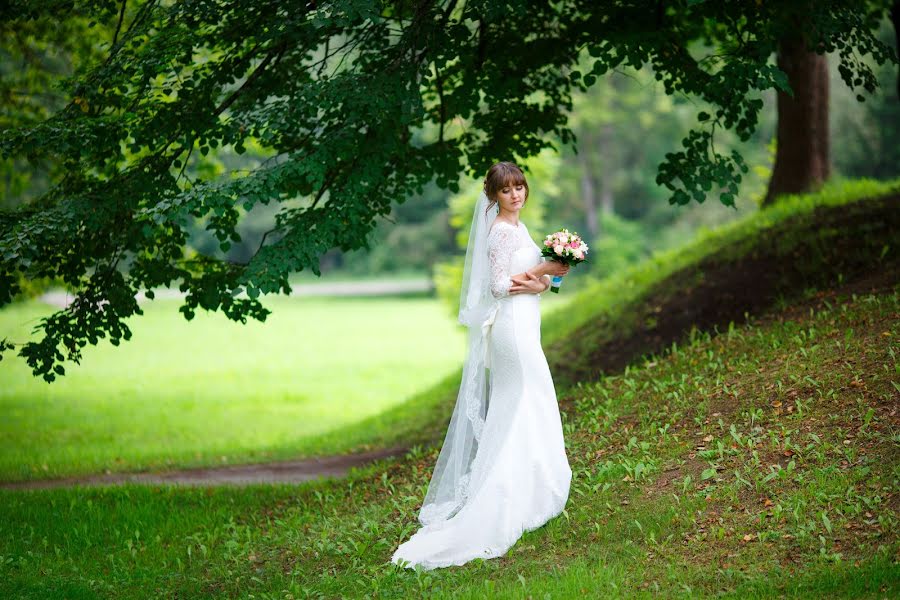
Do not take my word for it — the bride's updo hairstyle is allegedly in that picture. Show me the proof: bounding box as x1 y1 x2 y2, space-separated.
483 161 529 215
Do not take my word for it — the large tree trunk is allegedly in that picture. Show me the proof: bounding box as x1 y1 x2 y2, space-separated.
598 121 615 217
579 158 598 238
578 130 599 238
892 1 900 98
763 31 831 207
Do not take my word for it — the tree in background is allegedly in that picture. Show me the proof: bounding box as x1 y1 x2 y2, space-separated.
556 61 778 281
764 8 833 205
1 1 896 382
0 6 124 300
831 17 900 179
0 6 112 209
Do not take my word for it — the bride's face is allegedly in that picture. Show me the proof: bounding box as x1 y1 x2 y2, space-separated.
496 181 526 213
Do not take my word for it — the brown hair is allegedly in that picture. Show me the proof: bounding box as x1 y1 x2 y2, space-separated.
483 161 529 215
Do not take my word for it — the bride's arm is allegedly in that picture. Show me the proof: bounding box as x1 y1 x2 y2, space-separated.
509 271 551 294
519 264 551 293
488 226 518 298
489 227 551 296
527 263 552 290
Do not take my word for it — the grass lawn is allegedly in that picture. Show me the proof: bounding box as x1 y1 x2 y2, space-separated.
0 296 468 482
0 275 896 598
0 178 898 597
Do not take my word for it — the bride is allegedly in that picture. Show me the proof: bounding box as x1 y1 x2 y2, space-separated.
391 161 572 570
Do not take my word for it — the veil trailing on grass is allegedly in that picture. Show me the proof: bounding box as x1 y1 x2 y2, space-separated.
418 188 500 526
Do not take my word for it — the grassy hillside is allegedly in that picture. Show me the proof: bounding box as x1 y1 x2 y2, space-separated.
310 178 900 460
0 179 897 597
1 262 896 597
544 178 900 387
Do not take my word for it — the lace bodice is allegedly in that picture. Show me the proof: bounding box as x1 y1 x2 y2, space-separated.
487 220 545 299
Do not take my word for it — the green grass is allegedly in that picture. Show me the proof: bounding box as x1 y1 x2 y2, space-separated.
2 177 896 487
543 177 900 389
0 296 467 482
1 276 896 598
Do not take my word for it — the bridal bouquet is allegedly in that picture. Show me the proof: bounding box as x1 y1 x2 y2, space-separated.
540 228 589 293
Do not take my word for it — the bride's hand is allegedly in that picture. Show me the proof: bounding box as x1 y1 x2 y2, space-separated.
542 260 570 277
509 272 548 294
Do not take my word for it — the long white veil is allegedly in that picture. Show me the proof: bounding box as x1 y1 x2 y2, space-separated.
418 188 500 526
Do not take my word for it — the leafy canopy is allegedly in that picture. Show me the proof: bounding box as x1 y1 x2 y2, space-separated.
1 0 896 381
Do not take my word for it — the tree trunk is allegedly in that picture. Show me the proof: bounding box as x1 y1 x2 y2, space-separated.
599 122 615 216
892 1 900 98
579 134 598 238
763 31 830 207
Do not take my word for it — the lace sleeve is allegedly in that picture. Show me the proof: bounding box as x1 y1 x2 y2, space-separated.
487 224 517 299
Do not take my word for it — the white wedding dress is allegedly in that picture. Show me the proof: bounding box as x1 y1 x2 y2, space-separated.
391 219 572 570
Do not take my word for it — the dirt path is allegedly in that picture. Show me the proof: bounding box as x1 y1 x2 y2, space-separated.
0 445 410 490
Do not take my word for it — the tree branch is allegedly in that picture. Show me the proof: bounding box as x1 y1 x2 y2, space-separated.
111 0 127 52
892 0 900 97
213 42 288 118
434 63 445 142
